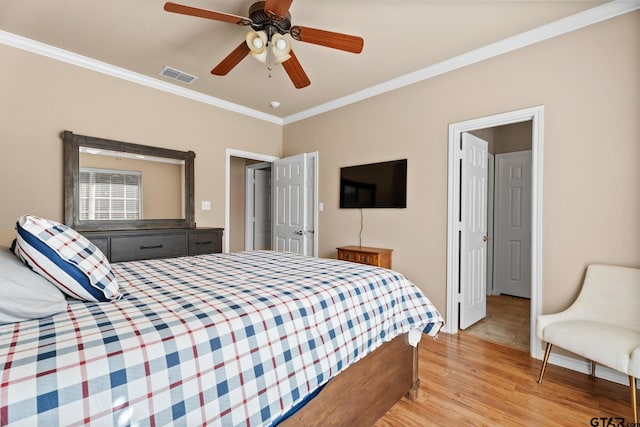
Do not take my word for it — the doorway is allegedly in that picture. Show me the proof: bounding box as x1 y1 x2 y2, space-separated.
225 149 319 256
245 162 272 251
445 106 545 358
226 149 278 254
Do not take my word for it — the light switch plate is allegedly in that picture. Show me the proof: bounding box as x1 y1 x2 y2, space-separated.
201 201 211 210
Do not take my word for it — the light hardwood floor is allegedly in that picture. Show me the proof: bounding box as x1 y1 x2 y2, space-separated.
462 295 530 352
375 332 633 426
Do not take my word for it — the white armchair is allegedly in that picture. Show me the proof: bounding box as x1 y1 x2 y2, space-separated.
537 264 640 423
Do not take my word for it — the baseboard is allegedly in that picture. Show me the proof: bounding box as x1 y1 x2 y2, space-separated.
548 353 638 389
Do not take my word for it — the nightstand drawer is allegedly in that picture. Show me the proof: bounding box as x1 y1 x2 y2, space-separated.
337 249 356 262
110 233 187 262
357 253 379 265
338 250 378 265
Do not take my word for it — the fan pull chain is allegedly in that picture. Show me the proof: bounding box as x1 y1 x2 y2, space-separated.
267 41 274 78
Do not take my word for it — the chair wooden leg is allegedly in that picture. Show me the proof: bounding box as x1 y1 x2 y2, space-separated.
591 360 597 381
538 343 552 384
630 376 637 424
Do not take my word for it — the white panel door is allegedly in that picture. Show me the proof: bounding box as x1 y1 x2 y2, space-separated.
272 153 307 254
253 168 272 250
494 150 532 298
460 132 488 329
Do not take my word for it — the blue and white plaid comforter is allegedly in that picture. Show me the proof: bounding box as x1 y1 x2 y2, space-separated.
0 251 443 426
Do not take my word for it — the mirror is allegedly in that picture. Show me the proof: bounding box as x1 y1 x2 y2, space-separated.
63 130 195 231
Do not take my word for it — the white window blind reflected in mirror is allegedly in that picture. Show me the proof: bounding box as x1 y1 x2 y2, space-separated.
79 167 142 220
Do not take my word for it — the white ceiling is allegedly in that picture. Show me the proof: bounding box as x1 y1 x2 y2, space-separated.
1 1 634 122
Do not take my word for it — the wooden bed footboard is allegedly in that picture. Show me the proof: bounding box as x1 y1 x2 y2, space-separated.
280 333 418 427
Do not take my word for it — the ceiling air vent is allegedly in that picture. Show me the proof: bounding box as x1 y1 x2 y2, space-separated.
159 66 198 84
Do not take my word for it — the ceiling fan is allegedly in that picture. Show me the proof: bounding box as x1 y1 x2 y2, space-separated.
164 0 364 89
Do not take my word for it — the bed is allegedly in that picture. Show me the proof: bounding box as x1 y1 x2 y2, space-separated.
1 246 443 426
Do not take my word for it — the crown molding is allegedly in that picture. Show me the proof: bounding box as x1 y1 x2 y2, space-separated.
1 0 638 126
282 0 640 124
0 30 284 125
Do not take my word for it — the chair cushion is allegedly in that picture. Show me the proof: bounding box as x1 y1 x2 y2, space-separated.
629 346 640 378
542 320 640 374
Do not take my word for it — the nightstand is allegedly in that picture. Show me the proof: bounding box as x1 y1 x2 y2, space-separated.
336 246 393 269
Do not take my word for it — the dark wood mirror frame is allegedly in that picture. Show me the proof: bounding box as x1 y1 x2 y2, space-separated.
63 130 195 231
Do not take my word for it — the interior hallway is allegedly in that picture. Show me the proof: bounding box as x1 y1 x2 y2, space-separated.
461 294 530 352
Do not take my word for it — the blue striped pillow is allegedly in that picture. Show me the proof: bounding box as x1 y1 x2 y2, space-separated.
15 215 121 302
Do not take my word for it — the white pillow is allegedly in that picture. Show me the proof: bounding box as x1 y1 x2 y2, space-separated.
14 214 121 302
0 246 68 324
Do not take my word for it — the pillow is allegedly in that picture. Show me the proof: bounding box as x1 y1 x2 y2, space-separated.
14 214 121 302
0 246 68 324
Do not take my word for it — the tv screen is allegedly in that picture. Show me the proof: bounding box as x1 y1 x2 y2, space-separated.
340 159 407 208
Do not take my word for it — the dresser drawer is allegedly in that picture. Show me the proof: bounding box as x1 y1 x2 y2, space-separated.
110 233 187 262
88 237 110 258
188 229 222 255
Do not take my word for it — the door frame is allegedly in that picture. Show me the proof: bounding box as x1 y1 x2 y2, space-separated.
487 153 496 295
445 105 545 358
225 149 278 253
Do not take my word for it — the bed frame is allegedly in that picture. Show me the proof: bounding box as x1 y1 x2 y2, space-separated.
281 333 419 426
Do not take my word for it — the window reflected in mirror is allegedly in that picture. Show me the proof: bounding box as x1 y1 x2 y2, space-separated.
79 167 142 220
78 147 185 220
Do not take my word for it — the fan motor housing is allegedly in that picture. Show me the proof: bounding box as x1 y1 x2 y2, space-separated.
249 1 291 34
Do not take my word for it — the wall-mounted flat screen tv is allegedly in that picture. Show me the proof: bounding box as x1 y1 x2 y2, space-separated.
340 159 407 208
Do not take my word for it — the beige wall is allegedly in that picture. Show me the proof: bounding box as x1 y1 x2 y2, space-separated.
471 121 532 154
0 43 282 246
283 12 640 317
493 121 532 154
229 156 247 252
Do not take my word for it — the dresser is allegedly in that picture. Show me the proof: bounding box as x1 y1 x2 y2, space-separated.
83 228 223 263
336 246 393 269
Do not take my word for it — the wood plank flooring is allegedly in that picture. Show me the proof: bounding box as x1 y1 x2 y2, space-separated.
375 332 633 426
462 295 530 352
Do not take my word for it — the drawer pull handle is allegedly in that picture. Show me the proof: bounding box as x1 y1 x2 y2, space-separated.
140 244 163 250
195 241 213 245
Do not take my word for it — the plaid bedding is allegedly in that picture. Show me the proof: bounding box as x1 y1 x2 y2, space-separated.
0 251 443 426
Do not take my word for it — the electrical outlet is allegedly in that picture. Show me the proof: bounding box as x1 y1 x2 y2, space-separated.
201 201 211 210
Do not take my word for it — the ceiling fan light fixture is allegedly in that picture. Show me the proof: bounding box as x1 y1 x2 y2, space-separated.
251 51 268 64
271 33 291 64
246 30 267 54
166 1 364 89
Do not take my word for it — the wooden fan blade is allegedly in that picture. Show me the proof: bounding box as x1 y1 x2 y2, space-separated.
164 2 252 25
264 0 293 19
291 26 363 54
211 42 251 76
281 50 310 89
